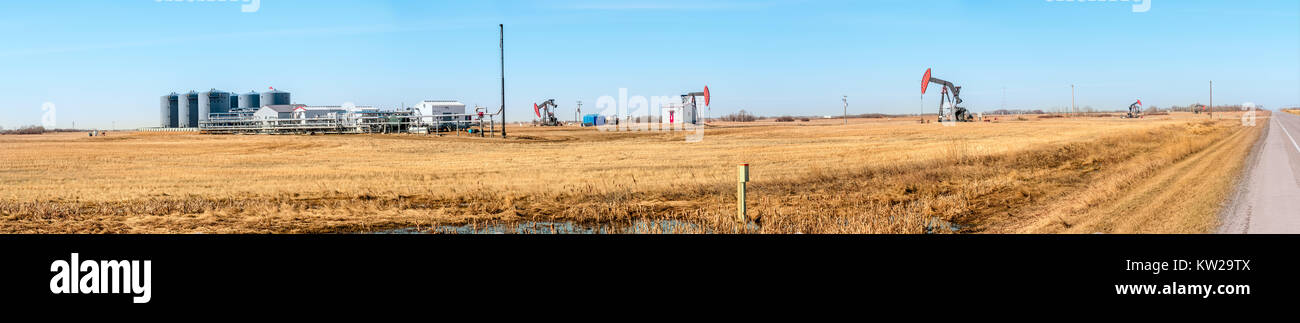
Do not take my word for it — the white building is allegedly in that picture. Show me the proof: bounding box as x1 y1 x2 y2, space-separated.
293 106 345 120
292 106 373 119
254 105 302 120
290 105 379 127
412 100 468 125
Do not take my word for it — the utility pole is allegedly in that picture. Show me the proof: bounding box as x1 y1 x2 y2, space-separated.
1002 86 1006 111
576 101 582 125
842 95 848 125
1210 80 1214 119
500 24 507 138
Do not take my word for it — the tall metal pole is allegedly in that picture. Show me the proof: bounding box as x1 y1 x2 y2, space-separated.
1071 84 1076 116
500 24 507 138
842 95 848 125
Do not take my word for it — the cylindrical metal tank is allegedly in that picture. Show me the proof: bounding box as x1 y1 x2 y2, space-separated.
230 95 239 111
238 91 261 109
177 91 200 128
160 93 179 128
198 89 232 125
260 89 291 106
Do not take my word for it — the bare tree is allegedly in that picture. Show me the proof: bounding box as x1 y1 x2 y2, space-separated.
720 110 757 122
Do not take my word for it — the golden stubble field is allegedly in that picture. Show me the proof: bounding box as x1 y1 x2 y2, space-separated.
0 112 1265 233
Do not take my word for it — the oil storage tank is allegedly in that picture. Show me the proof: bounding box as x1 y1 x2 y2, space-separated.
230 96 239 111
238 91 261 109
260 88 291 106
178 91 200 128
160 93 179 128
198 89 232 124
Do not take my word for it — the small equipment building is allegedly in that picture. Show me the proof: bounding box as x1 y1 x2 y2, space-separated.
255 105 301 120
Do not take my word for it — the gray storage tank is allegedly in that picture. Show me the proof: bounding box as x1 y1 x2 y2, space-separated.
260 88 291 106
178 91 200 127
230 95 239 111
238 91 261 110
160 93 179 128
198 89 232 125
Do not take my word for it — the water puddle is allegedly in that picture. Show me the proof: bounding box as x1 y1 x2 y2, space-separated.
924 217 963 234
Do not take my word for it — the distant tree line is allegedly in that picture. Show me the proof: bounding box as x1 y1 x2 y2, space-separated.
985 109 1048 115
0 125 46 135
0 125 97 135
717 110 758 122
1165 104 1257 112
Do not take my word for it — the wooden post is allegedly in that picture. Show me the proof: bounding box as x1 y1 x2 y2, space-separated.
738 164 749 223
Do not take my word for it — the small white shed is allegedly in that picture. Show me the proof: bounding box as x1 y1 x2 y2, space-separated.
412 100 468 124
254 105 301 120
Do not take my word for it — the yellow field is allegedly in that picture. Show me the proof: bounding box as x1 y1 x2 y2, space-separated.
0 112 1263 233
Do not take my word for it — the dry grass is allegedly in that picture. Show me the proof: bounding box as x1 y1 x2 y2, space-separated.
0 112 1262 233
988 116 1263 233
1283 109 1300 116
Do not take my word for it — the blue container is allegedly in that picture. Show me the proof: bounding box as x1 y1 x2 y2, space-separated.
582 114 606 127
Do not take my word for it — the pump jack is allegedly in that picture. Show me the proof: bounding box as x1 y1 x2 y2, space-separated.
1192 104 1207 115
1124 99 1143 118
922 68 974 122
533 99 561 126
678 86 710 125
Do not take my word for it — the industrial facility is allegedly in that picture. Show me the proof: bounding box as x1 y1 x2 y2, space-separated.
662 87 711 126
157 88 502 135
156 86 705 135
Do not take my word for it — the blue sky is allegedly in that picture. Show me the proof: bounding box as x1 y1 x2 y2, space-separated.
1 0 1297 128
